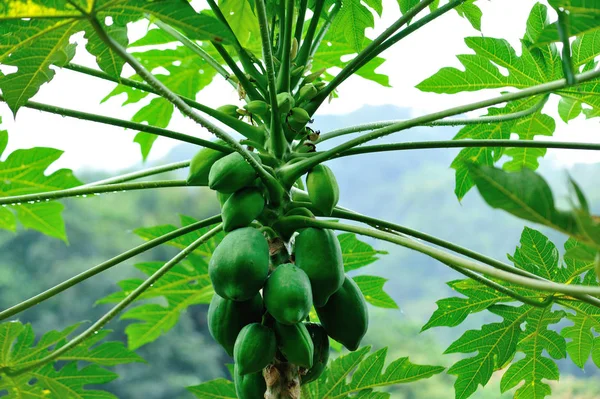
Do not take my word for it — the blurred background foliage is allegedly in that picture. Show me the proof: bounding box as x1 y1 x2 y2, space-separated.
2 105 599 398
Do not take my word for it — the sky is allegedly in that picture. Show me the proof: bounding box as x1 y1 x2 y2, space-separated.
1 0 600 174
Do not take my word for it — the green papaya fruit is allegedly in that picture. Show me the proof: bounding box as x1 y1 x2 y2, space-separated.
222 187 265 232
316 276 368 351
291 65 305 78
208 152 261 194
187 141 228 186
274 322 314 368
306 164 339 216
297 83 318 103
207 293 264 356
234 323 277 375
294 228 344 307
303 68 326 83
244 100 270 117
287 107 312 131
263 263 313 325
302 323 330 384
277 92 295 115
234 365 266 399
285 207 314 219
217 104 242 119
290 37 299 60
209 227 269 301
217 191 231 207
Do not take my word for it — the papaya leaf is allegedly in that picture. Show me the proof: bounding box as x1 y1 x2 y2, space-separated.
0 129 82 241
426 227 588 399
352 275 398 309
534 0 600 45
338 233 388 273
188 378 237 399
0 0 231 114
301 346 444 399
0 321 143 398
467 164 589 243
97 215 223 350
329 0 379 52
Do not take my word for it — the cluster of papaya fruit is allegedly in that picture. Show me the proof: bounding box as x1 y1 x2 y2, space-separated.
187 137 369 397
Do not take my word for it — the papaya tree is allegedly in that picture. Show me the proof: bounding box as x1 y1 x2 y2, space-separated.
2 0 600 398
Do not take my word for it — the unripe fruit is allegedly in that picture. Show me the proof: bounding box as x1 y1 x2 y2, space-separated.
302 323 330 384
306 164 339 216
244 100 270 117
285 207 315 219
316 276 369 351
209 227 269 301
287 107 313 131
291 65 305 79
263 263 313 325
297 83 318 103
234 365 266 399
277 92 295 115
207 293 264 356
187 141 227 186
304 68 326 83
221 187 265 232
217 104 242 119
208 152 261 194
234 323 277 375
294 228 344 307
290 37 299 60
274 322 314 368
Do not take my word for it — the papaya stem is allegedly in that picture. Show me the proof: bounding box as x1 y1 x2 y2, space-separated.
277 216 600 299
0 180 190 206
278 65 600 186
3 224 223 377
63 63 266 144
304 0 438 115
256 0 287 158
294 0 325 76
0 215 222 321
264 362 301 399
78 161 191 187
88 17 284 204
277 0 295 93
316 95 548 143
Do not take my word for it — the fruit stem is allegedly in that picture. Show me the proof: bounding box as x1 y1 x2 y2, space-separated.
264 362 302 399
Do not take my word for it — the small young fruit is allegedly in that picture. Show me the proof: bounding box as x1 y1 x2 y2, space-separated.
208 152 261 194
187 141 227 186
244 100 270 117
287 107 312 132
234 323 277 375
234 365 266 399
209 227 269 301
290 37 299 60
306 164 339 216
207 293 264 356
291 65 305 78
303 68 326 83
222 187 265 232
277 92 295 115
285 207 315 219
297 83 318 103
294 228 344 307
316 276 369 351
302 323 330 384
217 104 242 119
263 263 313 325
274 322 314 369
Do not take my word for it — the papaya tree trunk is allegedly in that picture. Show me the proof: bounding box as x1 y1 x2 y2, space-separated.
264 361 301 399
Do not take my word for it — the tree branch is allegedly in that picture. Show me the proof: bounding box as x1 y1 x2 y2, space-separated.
3 224 223 376
79 161 191 188
279 66 600 186
0 215 221 321
88 17 284 204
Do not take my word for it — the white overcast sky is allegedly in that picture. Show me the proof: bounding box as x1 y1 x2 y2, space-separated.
1 0 600 173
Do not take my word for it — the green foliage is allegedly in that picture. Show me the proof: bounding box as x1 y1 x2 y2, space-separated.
425 227 600 399
0 129 81 241
0 321 143 398
97 216 224 349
